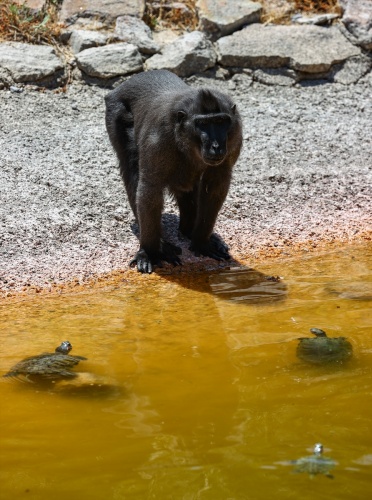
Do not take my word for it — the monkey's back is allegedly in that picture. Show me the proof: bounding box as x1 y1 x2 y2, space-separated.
106 70 188 111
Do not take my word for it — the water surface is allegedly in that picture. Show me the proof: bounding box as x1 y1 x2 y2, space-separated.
1 244 371 499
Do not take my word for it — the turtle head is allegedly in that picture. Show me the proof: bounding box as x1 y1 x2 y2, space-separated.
55 341 72 354
314 443 323 455
310 328 327 338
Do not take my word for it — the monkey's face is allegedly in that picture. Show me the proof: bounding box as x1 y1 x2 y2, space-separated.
196 114 232 166
177 111 232 166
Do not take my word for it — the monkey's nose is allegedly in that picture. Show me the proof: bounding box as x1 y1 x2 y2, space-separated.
210 142 225 156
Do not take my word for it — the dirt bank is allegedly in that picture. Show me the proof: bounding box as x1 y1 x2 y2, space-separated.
1 74 371 300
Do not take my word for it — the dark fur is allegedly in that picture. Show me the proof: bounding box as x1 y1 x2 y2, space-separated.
105 70 242 273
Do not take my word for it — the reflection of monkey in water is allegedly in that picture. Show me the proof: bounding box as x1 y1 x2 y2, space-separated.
105 70 243 273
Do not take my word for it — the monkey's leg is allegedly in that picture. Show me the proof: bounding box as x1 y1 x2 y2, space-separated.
130 180 181 273
190 170 231 261
105 98 139 218
175 189 198 238
119 147 139 219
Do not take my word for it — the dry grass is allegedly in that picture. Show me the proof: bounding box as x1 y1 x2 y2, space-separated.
144 1 198 31
143 1 342 30
261 0 341 24
293 0 341 13
0 0 63 45
0 1 342 46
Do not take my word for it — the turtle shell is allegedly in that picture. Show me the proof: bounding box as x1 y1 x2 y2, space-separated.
297 328 352 364
293 445 336 478
3 341 87 381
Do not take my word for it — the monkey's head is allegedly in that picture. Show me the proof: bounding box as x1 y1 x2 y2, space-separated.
175 88 241 167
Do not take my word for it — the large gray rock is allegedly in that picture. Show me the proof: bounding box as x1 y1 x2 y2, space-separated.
0 42 64 83
145 31 216 77
332 55 372 84
75 43 143 78
59 0 145 23
216 24 360 75
197 0 262 39
69 30 108 53
340 0 372 50
114 15 160 54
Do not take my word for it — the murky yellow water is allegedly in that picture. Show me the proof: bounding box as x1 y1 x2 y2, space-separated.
1 244 372 499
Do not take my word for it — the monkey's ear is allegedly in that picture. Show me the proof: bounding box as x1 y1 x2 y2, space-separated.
177 110 187 122
231 104 237 114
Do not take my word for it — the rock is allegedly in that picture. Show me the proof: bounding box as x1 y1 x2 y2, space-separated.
261 0 293 22
0 42 64 84
9 85 24 93
340 0 372 28
114 15 160 54
145 31 216 77
332 55 372 84
292 13 340 26
69 30 108 53
152 29 180 48
216 24 360 77
59 0 145 24
13 0 47 11
253 68 297 86
197 0 262 40
340 0 372 50
0 67 13 89
75 43 143 78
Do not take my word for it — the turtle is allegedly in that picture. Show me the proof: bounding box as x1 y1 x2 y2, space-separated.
296 328 353 365
292 443 336 478
3 341 87 381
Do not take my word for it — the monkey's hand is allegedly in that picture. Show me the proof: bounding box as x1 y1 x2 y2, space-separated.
130 241 182 274
190 235 230 261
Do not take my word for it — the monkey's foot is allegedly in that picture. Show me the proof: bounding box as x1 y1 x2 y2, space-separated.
130 242 182 274
190 235 230 261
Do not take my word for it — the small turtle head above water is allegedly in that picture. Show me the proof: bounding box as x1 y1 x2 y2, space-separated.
313 443 323 455
309 328 327 338
296 328 353 365
293 443 336 479
55 341 72 354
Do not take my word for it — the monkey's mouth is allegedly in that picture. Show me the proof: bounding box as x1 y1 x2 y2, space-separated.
203 154 226 166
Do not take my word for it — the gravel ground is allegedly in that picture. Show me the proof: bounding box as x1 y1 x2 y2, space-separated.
1 74 371 299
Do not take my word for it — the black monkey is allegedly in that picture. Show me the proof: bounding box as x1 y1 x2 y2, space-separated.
105 70 242 273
